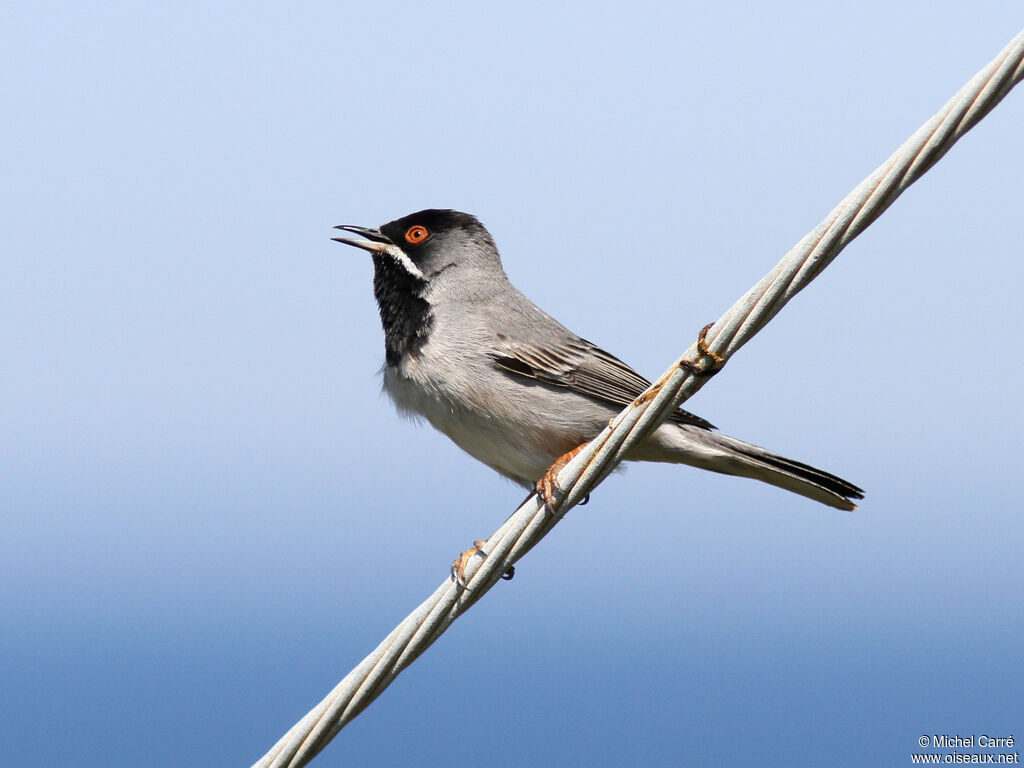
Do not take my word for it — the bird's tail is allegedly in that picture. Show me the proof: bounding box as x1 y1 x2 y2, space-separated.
635 424 864 511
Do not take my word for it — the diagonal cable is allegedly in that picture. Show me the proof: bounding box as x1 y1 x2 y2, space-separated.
253 28 1024 768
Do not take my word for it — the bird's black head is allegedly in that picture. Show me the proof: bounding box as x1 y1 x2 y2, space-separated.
333 209 506 366
380 209 496 269
334 209 503 283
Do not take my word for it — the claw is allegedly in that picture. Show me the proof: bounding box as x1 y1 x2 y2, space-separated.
536 471 559 512
535 443 589 516
450 539 487 589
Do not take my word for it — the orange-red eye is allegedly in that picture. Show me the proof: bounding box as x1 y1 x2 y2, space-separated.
405 225 429 244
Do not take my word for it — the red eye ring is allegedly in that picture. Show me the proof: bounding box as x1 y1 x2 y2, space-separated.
405 225 429 244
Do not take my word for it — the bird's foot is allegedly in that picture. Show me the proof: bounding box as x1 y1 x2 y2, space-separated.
680 322 725 377
450 540 514 589
451 540 487 589
535 443 589 516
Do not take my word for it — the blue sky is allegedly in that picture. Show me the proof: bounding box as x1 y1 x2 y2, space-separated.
2 3 1022 766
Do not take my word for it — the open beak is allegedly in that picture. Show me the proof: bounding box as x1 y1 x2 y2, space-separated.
331 225 394 254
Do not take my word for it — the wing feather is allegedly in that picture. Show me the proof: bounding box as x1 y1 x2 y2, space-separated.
492 337 714 430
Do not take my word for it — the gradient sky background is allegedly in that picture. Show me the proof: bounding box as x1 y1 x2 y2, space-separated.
2 3 1022 767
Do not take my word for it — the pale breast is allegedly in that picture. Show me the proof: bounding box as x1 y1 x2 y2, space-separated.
382 352 599 487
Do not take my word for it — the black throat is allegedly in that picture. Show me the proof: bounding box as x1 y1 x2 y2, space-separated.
371 254 432 367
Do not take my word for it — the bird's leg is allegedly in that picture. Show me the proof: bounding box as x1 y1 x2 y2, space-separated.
450 540 515 589
680 322 725 377
452 443 592 587
535 443 589 515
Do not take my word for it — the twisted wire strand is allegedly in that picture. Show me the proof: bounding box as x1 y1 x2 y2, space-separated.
254 28 1024 768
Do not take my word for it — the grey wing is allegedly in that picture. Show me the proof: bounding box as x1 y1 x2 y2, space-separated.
491 336 715 430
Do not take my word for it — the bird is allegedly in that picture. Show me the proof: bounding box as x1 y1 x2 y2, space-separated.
333 209 863 579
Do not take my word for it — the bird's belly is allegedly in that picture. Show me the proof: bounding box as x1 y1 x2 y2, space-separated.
382 361 590 487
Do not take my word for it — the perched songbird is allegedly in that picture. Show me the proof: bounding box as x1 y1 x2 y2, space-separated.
333 209 862 539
